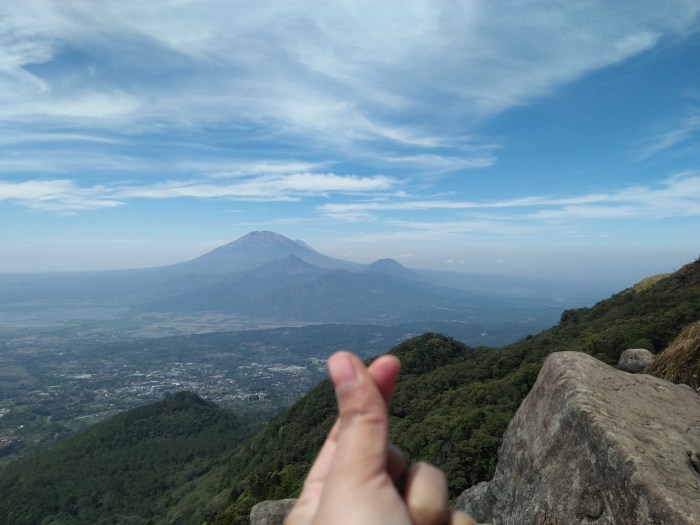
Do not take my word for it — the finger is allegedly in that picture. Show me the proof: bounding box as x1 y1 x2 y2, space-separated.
316 353 399 448
326 351 389 481
368 354 401 406
320 353 400 449
404 462 450 525
290 353 401 524
302 353 399 487
450 510 478 525
294 418 339 517
387 443 407 485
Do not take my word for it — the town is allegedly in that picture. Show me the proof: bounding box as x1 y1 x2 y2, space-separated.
0 320 408 464
0 327 332 463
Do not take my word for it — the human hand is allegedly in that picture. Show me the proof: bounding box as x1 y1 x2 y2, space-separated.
285 351 476 525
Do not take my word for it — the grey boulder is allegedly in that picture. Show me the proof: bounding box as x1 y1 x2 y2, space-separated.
457 351 700 524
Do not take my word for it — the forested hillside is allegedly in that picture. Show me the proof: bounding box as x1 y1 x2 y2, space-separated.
210 259 700 524
0 392 264 525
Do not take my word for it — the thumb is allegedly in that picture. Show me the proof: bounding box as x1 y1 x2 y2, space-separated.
326 351 389 483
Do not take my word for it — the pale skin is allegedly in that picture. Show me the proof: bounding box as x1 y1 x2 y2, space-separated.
285 351 476 525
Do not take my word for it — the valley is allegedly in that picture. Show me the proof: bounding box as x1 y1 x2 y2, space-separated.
0 321 417 463
0 233 576 465
0 244 697 524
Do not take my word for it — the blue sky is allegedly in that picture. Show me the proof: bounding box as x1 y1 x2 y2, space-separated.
2 1 699 289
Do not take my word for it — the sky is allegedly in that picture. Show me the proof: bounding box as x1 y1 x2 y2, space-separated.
2 0 700 290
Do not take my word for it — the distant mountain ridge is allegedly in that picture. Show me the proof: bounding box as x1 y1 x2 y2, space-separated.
139 232 549 325
0 231 571 333
170 231 359 274
363 258 424 281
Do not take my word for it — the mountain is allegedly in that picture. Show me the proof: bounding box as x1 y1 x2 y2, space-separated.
139 239 547 327
169 231 358 275
0 231 578 340
363 258 424 281
242 269 468 322
0 232 355 305
143 254 331 312
145 261 522 326
0 392 263 525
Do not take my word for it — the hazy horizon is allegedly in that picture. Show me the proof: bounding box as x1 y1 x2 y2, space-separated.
1 230 695 299
2 2 699 287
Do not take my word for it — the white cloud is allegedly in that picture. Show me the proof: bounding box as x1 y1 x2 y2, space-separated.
381 152 497 172
5 168 697 223
118 173 395 201
318 194 611 218
637 112 700 160
388 219 535 237
0 171 397 212
320 172 700 225
2 0 698 156
529 172 700 221
206 161 332 179
0 179 124 212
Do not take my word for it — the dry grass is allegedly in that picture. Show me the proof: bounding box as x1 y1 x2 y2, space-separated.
648 320 700 391
632 273 672 293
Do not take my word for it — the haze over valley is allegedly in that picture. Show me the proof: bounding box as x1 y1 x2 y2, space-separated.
0 230 586 462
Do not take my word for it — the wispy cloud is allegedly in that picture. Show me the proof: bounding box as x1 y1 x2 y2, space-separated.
319 172 700 226
636 112 700 160
204 161 334 179
2 0 698 167
0 179 124 212
530 171 700 220
0 171 397 211
118 173 396 201
381 152 497 173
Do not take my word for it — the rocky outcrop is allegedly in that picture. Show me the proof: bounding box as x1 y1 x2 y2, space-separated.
457 351 700 524
457 481 492 524
616 347 654 373
250 499 296 525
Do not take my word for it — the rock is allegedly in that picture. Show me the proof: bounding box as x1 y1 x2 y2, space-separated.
249 497 487 525
617 347 654 373
457 481 492 524
457 351 700 524
250 499 296 525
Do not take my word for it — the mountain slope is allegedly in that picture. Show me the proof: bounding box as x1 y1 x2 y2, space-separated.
143 260 503 325
243 269 468 322
143 255 331 312
210 259 700 524
363 258 424 281
170 231 358 275
1 231 573 336
0 231 356 305
0 392 263 525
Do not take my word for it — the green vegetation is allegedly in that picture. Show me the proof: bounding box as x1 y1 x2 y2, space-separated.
0 392 263 525
210 260 700 524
